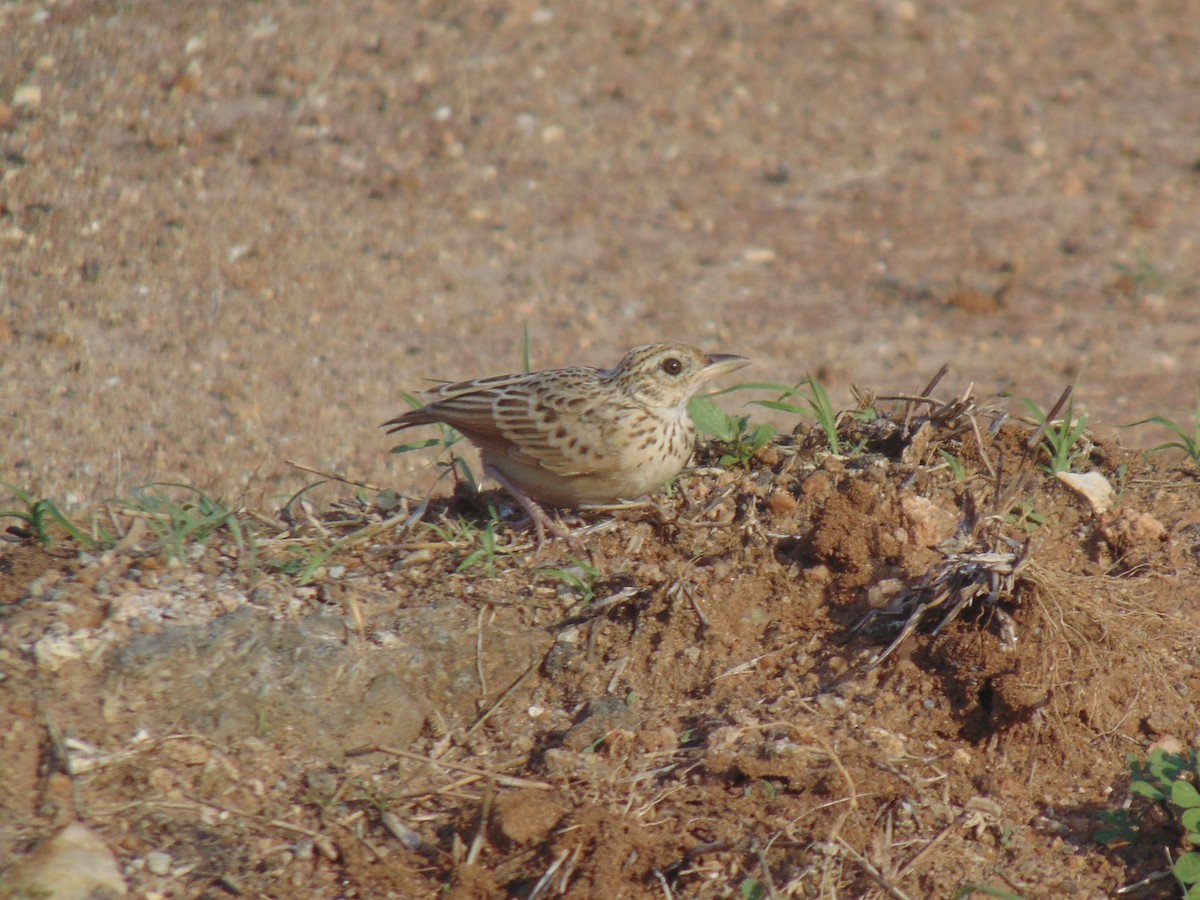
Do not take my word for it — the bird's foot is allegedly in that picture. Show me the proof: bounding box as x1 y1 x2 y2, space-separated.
484 465 584 552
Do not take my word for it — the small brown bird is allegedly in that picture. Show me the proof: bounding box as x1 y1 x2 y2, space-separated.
384 342 749 542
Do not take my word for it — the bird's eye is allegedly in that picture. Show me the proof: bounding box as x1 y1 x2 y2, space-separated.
660 357 683 376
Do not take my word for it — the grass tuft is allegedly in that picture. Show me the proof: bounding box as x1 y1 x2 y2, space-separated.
127 483 257 566
1021 392 1089 473
748 377 845 455
1 484 98 548
1124 390 1200 462
688 394 774 466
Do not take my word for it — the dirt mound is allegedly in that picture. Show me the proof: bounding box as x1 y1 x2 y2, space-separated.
3 390 1198 897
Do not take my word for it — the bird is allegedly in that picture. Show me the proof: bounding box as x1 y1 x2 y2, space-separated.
383 342 749 543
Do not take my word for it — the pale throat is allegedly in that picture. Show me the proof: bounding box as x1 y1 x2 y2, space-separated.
645 402 695 458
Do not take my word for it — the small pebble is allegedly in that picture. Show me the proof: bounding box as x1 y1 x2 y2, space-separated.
13 84 42 110
815 692 847 714
146 851 171 875
741 247 776 263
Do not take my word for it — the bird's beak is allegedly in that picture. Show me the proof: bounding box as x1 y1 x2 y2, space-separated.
702 353 751 379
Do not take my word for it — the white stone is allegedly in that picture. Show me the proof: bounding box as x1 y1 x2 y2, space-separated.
1056 470 1115 514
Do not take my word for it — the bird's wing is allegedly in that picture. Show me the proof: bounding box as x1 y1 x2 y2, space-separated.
385 367 618 478
489 372 620 477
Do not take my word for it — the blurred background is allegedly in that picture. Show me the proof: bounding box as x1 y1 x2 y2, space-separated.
2 0 1197 508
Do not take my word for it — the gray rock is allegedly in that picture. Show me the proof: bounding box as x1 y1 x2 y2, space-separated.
104 604 551 754
6 821 127 898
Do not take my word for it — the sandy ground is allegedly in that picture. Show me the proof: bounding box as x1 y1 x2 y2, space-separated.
2 0 1198 510
3 2 1200 898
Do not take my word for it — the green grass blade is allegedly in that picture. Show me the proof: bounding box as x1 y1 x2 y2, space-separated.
749 399 808 414
688 396 743 441
390 437 443 453
34 499 97 547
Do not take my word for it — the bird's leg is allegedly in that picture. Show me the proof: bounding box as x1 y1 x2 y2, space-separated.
483 463 578 547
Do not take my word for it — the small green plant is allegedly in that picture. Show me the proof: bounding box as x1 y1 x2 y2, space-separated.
582 734 607 754
538 556 601 604
695 377 852 456
1095 805 1140 847
688 395 774 467
1125 392 1200 462
1 484 99 548
128 484 256 564
998 822 1016 850
1002 499 1046 533
1097 746 1200 898
456 514 500 576
740 878 765 900
1022 395 1089 473
265 552 311 577
938 449 968 483
422 508 504 576
1112 462 1130 506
